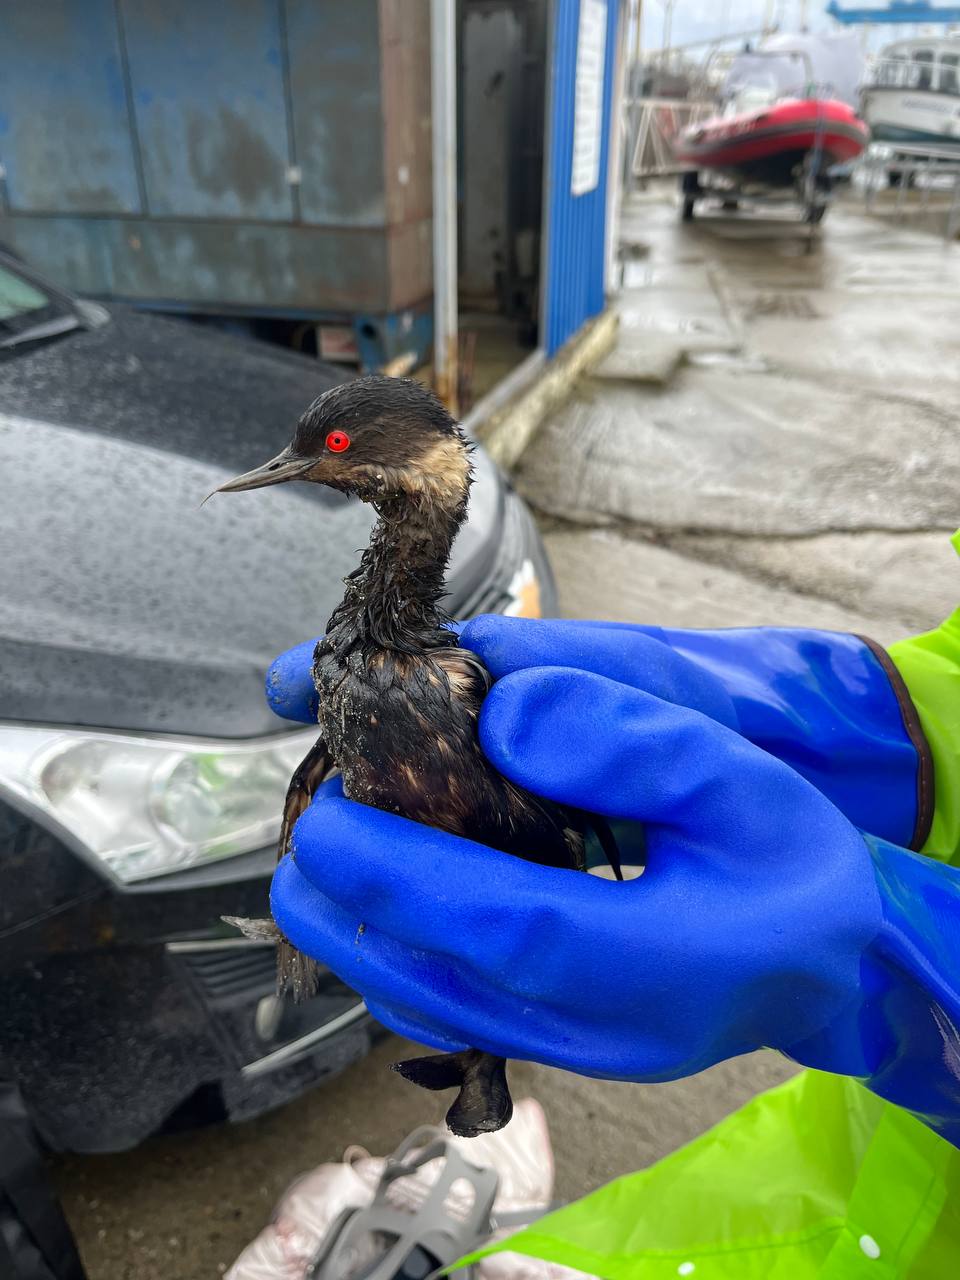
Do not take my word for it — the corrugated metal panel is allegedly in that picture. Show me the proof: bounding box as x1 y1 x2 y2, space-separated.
543 0 618 355
0 0 141 214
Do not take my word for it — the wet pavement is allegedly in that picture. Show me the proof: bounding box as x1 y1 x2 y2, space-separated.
54 187 959 1277
518 186 959 636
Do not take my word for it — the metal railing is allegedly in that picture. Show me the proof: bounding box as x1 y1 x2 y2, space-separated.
625 97 714 180
860 142 960 239
864 55 960 96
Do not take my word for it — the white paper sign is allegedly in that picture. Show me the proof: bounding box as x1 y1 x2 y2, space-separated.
571 0 607 196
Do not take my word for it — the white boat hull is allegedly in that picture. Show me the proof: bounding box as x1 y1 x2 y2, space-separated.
861 87 960 149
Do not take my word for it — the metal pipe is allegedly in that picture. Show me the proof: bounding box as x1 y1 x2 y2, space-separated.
946 170 960 240
607 0 630 292
430 0 458 415
660 0 675 59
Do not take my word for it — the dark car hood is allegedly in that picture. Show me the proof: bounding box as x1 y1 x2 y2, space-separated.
0 305 352 475
0 309 502 736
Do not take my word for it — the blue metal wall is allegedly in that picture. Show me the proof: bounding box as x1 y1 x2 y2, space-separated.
544 0 619 356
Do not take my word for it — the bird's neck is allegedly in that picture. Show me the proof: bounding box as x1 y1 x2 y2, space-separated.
328 489 468 655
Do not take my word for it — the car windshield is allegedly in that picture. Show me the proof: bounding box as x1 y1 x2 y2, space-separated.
0 260 80 352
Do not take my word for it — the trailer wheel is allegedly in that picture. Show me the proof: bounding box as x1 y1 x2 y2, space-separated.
680 171 699 220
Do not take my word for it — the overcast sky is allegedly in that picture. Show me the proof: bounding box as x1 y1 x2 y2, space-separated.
639 1 948 51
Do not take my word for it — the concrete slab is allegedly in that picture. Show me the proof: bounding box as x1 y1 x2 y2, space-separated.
518 365 960 536
519 189 960 570
519 192 960 539
593 332 685 385
617 287 737 351
672 529 959 637
619 261 716 292
543 526 912 647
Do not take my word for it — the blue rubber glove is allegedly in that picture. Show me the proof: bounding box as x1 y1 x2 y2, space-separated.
266 618 929 850
272 667 960 1148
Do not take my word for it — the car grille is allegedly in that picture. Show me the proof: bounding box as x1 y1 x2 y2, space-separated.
169 936 367 1071
177 941 278 1003
169 937 356 1011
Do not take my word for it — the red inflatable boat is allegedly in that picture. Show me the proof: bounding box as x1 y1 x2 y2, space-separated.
675 97 868 186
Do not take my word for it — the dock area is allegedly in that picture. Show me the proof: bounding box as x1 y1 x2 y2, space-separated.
521 183 960 646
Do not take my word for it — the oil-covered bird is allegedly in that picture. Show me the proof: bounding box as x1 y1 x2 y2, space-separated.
211 375 619 1137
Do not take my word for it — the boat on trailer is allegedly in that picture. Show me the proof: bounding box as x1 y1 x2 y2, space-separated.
676 97 868 204
675 40 868 224
861 36 960 151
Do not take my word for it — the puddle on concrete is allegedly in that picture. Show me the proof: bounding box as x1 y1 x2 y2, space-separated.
619 240 651 259
746 294 820 319
768 240 822 261
620 263 654 288
844 268 958 291
687 350 769 373
619 313 716 335
620 261 710 289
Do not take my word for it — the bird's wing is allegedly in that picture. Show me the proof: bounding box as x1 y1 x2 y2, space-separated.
276 735 335 1001
278 735 334 863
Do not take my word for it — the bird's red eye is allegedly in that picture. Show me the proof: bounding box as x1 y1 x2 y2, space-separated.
326 430 351 453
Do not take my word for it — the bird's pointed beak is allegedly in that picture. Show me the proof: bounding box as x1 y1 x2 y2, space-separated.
203 447 313 504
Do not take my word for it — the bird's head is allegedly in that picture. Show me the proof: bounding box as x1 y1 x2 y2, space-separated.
211 375 471 510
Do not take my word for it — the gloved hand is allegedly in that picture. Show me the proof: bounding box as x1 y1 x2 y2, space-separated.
272 665 960 1148
266 617 929 850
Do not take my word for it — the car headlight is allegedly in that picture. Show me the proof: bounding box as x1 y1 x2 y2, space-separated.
0 724 316 884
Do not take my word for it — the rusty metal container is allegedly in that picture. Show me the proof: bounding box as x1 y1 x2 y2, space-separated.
0 0 433 362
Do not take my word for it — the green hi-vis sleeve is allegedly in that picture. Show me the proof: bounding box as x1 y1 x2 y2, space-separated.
452 1072 957 1278
888 530 960 867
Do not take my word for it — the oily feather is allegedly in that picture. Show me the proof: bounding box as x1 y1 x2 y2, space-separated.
313 639 585 872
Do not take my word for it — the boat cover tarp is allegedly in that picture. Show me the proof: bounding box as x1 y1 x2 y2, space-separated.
725 31 864 107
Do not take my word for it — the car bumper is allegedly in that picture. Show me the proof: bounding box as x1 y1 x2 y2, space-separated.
458 487 558 620
5 916 375 1152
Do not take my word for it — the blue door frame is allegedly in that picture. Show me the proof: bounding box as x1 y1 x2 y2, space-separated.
543 0 620 356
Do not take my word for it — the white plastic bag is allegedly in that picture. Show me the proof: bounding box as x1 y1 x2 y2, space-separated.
226 1098 591 1279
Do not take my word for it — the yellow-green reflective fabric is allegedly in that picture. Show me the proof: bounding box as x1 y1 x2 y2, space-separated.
888 531 960 864
456 1072 958 1277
